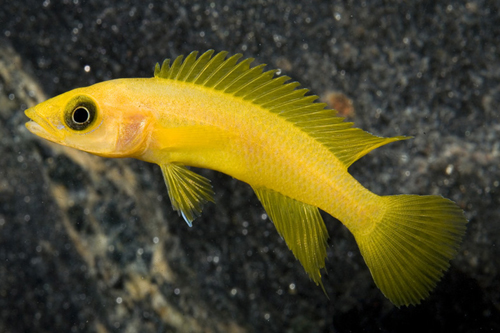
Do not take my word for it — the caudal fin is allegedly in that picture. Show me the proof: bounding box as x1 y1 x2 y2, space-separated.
354 195 467 307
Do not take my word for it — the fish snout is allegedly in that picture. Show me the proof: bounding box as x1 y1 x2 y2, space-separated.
24 107 65 142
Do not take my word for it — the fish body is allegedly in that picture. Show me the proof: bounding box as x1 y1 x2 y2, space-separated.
25 50 467 306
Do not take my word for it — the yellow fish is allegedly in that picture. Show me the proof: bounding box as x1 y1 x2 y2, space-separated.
25 50 467 306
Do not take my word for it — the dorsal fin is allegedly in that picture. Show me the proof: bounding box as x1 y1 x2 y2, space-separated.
154 50 410 167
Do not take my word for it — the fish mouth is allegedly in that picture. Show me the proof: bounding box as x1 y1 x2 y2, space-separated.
25 108 64 143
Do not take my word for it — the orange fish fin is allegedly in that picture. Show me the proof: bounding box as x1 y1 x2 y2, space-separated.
253 187 329 291
160 163 215 226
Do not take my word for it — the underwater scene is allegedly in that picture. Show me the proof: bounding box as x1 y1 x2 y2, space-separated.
0 1 498 332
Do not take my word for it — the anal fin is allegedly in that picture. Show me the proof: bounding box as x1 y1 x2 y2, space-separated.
160 163 215 226
253 187 329 289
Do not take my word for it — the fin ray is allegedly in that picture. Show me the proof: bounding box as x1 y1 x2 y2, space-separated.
193 51 229 85
354 195 467 306
224 64 268 94
167 55 184 79
253 187 329 289
231 69 277 96
204 53 243 87
160 163 215 226
214 58 254 90
175 51 199 81
184 50 215 82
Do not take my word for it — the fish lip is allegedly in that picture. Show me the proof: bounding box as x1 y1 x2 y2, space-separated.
24 108 64 142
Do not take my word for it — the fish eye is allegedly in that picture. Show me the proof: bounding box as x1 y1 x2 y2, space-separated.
65 96 97 131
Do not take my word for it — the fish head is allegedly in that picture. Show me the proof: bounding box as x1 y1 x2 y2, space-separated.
25 81 152 158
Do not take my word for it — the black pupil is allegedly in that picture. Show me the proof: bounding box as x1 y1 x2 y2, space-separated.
73 107 90 124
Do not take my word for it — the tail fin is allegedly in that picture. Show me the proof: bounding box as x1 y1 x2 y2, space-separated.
354 195 467 307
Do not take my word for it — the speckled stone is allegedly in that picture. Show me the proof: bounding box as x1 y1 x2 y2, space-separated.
0 1 499 332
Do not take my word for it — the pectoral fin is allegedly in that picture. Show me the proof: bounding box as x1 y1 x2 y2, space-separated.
160 163 215 226
253 187 329 290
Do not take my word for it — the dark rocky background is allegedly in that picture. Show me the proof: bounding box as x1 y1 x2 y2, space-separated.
1 0 499 332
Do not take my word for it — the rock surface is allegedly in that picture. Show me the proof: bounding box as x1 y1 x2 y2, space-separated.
1 1 499 332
